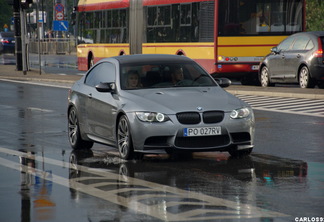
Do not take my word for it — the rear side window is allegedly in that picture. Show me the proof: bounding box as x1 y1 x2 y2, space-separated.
305 39 314 50
291 36 310 50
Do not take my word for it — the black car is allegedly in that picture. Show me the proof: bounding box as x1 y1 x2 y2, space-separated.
0 32 15 54
259 31 324 88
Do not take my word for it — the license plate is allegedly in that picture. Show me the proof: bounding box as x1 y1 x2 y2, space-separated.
184 126 221 137
251 65 259 70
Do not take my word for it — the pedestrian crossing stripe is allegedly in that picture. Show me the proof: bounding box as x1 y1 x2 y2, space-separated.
236 95 324 118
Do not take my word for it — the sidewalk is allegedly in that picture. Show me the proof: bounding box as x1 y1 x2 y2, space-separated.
0 64 323 100
0 64 81 84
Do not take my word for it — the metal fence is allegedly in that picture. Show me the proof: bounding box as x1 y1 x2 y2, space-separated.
28 38 77 55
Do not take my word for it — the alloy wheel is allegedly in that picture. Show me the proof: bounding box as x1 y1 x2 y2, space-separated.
260 66 270 87
68 108 78 146
68 107 93 149
117 116 133 160
299 66 314 88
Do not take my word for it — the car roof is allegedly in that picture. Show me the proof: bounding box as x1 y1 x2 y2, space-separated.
306 31 324 37
292 31 324 38
103 54 194 64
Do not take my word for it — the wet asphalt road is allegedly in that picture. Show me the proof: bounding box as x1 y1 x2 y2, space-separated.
0 79 324 222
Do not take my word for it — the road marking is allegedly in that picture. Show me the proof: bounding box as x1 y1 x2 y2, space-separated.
0 78 72 89
0 147 288 221
237 95 324 118
0 104 53 113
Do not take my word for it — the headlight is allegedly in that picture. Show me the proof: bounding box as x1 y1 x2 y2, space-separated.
230 107 251 119
135 112 170 123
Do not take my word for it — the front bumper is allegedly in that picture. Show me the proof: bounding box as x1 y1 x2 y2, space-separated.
127 112 255 153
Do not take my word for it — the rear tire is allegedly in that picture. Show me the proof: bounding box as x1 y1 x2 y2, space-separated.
68 106 93 150
299 66 315 88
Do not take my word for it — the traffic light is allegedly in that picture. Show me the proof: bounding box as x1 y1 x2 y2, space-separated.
70 6 77 26
20 0 33 9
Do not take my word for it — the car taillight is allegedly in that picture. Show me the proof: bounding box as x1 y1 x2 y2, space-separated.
314 49 323 57
314 38 324 60
1 39 10 44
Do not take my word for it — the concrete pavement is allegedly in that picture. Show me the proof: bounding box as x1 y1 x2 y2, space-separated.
0 64 323 100
0 64 81 84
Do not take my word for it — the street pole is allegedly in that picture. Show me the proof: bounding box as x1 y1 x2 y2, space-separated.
13 0 23 71
36 0 41 74
20 8 27 75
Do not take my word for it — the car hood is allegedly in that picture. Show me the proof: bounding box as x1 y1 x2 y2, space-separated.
120 87 247 113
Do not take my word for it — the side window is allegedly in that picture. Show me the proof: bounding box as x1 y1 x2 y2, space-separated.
278 37 295 51
291 36 310 50
305 39 314 50
85 62 116 87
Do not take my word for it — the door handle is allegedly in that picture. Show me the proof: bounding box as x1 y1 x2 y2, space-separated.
297 54 301 58
88 93 92 98
281 55 285 59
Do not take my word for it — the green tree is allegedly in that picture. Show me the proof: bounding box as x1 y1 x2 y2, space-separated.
306 0 324 31
0 0 14 32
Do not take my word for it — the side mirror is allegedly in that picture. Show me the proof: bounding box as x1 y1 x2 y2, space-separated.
215 78 231 88
271 47 280 54
95 82 116 93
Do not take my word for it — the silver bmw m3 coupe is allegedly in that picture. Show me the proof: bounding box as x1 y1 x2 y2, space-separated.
68 54 255 160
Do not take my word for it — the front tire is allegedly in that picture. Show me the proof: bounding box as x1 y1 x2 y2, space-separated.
260 66 272 87
68 106 93 150
299 66 315 88
117 115 134 160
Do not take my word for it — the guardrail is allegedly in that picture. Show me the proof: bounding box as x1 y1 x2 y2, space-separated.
28 38 77 55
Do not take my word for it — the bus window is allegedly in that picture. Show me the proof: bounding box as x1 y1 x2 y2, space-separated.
147 5 171 42
218 0 303 36
145 2 212 43
79 8 129 44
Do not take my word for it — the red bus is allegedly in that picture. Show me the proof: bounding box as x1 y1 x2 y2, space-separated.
76 0 305 84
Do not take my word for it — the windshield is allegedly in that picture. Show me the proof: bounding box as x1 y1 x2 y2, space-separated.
120 62 217 90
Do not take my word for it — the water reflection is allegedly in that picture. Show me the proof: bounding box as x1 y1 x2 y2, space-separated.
69 150 307 185
252 154 308 186
19 149 56 222
69 150 307 220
